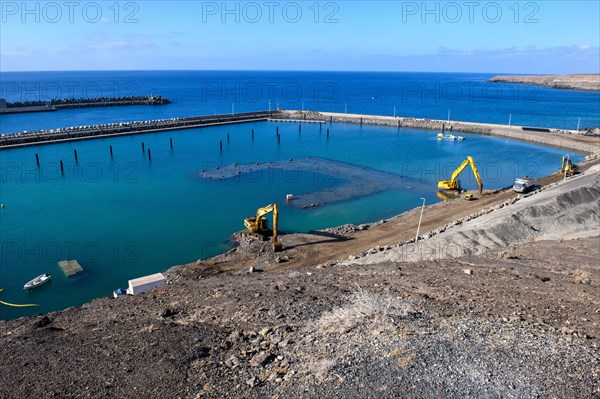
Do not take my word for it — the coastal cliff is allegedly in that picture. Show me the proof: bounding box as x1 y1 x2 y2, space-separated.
488 74 600 92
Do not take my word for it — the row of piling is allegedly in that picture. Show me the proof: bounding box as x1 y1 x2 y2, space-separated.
35 122 332 172
219 124 329 152
33 137 176 173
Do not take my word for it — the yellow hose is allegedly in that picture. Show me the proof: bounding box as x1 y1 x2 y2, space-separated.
0 289 39 307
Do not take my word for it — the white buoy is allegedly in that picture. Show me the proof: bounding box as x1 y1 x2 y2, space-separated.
286 194 294 201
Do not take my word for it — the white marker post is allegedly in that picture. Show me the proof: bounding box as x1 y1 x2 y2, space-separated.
415 197 426 242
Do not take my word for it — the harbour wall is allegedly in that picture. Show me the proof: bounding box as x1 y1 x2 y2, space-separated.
0 111 278 148
1 109 598 155
276 110 600 155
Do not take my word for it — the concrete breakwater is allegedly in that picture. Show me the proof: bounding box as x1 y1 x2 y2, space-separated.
0 95 171 115
2 108 598 155
0 110 278 148
276 110 600 155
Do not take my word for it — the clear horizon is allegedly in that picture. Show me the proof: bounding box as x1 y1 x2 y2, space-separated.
1 1 599 74
1 69 599 75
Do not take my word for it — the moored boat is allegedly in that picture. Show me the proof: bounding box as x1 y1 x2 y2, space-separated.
23 274 51 290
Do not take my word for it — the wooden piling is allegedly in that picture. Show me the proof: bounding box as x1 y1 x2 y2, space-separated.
74 149 78 163
299 124 301 134
142 142 145 153
277 133 280 144
360 118 363 126
170 138 173 149
60 160 64 174
252 129 254 140
276 126 279 134
220 140 223 152
110 145 113 157
35 153 40 167
319 122 322 131
326 129 329 139
147 148 151 161
227 134 230 143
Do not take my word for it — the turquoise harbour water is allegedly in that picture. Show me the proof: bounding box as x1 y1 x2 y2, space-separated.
0 121 584 319
0 71 595 319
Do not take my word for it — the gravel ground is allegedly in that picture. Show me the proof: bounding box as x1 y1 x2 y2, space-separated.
0 234 598 398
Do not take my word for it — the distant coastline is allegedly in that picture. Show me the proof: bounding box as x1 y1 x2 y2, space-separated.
488 74 600 92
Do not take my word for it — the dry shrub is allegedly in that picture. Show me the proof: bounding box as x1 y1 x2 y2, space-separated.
312 290 415 334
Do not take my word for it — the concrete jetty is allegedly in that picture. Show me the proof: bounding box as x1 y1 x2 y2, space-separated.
275 110 600 155
1 109 597 155
0 111 278 148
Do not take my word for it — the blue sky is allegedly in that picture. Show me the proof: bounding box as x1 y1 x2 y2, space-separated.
1 1 599 73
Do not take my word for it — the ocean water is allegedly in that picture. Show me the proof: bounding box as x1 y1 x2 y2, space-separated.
0 71 595 319
1 71 599 134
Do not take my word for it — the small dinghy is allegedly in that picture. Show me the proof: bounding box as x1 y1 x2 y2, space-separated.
23 274 51 290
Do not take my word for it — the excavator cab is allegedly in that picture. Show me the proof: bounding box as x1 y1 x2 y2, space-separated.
244 203 283 252
438 156 483 195
244 216 269 233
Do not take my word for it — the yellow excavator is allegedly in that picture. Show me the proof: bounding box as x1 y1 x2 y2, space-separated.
438 156 483 195
244 203 283 252
560 156 577 176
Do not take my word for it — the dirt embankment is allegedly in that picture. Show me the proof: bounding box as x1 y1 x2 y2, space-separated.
347 169 600 265
488 74 600 92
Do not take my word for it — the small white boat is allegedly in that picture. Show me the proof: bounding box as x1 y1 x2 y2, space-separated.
23 273 51 290
438 133 465 141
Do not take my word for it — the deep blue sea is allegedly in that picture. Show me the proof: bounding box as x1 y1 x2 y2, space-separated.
1 71 599 133
0 71 596 319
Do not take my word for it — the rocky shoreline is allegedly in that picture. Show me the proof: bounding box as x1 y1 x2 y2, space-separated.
488 74 600 92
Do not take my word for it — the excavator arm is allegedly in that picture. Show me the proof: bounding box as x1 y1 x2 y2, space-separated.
468 156 483 194
449 159 470 182
438 156 483 194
